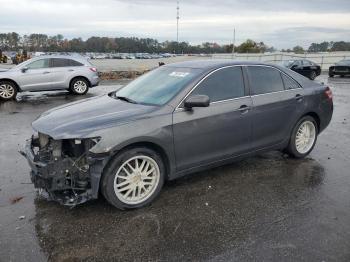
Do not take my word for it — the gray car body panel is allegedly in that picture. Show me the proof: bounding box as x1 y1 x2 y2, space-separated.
25 60 333 205
0 55 99 92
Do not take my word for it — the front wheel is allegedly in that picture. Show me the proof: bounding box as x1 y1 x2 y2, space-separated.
0 81 17 101
70 78 89 95
286 116 318 158
101 147 165 209
309 71 317 80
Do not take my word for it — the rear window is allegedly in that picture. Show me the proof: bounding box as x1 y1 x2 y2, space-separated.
69 59 84 66
248 66 284 95
50 58 83 67
281 74 300 90
51 58 70 67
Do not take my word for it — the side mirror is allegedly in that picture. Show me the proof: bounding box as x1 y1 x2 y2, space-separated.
184 95 210 109
291 64 298 69
21 67 28 73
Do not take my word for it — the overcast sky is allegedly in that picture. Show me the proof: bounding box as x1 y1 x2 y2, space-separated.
0 0 349 48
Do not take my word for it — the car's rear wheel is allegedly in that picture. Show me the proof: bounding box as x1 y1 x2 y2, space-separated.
70 77 89 95
309 71 317 80
101 147 165 209
286 116 318 158
0 81 17 101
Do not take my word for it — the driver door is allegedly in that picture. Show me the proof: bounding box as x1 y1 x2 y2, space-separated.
172 66 253 171
17 58 52 91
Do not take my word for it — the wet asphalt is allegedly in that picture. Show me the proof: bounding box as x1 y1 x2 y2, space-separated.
0 75 349 262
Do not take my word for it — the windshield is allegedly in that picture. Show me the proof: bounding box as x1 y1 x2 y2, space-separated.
115 66 201 106
280 60 295 67
336 60 350 66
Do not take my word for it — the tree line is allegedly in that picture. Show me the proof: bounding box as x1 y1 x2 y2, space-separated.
0 32 275 54
1 32 349 54
282 41 350 54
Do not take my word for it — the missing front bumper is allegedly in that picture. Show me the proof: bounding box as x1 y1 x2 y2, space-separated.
21 136 108 206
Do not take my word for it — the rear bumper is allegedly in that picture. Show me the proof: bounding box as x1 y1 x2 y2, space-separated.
91 75 100 87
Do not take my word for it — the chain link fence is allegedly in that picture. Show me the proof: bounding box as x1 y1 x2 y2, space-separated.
212 52 350 71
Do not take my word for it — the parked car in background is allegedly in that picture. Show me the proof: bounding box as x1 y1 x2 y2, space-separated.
329 59 350 77
0 55 99 101
280 59 321 80
22 60 333 209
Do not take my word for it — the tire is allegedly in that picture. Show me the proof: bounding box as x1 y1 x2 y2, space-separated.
340 75 345 78
286 116 318 158
329 73 334 78
101 147 165 209
309 71 317 80
0 80 17 101
69 77 89 95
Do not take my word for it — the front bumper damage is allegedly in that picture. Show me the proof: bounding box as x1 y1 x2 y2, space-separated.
21 134 109 207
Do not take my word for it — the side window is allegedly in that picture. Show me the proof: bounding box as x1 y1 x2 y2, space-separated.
69 59 83 66
191 67 245 102
281 74 300 90
51 58 70 67
248 66 284 95
27 59 49 69
293 61 302 67
302 60 312 66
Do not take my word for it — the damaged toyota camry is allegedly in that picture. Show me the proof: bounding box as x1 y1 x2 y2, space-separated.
22 60 333 209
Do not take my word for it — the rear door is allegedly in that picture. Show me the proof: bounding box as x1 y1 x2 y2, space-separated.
49 58 73 89
247 66 302 150
17 58 52 91
172 66 253 171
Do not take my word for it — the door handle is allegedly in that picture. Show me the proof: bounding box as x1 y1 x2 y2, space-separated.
295 94 303 102
43 71 50 74
68 69 74 72
238 105 250 114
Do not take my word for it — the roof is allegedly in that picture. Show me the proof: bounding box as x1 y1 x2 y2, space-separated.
165 59 277 70
28 54 90 65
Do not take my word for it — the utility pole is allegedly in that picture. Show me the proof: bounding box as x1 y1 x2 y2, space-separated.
176 0 179 43
175 0 180 54
231 27 236 59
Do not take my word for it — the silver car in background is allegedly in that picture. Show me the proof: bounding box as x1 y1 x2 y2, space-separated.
0 55 99 100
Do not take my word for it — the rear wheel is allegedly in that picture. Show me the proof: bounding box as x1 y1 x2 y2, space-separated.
0 81 17 101
286 116 318 158
101 147 165 209
70 77 89 95
309 71 317 80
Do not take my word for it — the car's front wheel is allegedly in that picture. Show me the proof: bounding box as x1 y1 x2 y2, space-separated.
309 71 317 80
70 77 89 95
101 147 165 209
0 81 17 101
286 116 318 158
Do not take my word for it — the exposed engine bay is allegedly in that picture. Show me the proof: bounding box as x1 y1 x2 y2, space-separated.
21 133 108 206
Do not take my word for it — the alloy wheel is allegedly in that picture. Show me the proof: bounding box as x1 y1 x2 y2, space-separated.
113 155 160 205
0 84 15 99
73 80 87 94
295 121 316 154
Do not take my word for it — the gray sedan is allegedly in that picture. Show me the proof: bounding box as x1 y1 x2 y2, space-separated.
22 60 333 209
0 55 99 100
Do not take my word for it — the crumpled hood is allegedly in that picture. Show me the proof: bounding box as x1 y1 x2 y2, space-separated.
32 95 158 139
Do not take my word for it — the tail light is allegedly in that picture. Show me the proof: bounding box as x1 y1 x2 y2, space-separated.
89 67 97 72
324 86 333 101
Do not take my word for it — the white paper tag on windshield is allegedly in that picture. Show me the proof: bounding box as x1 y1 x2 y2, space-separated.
169 72 190 78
